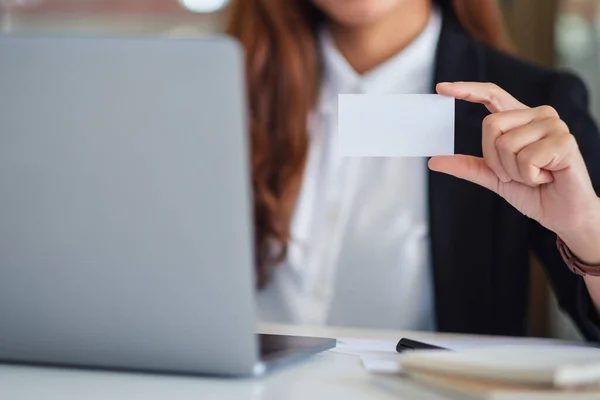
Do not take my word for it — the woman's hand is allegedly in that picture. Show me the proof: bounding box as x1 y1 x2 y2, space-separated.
431 81 600 265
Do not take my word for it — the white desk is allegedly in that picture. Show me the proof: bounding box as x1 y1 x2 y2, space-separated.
0 324 559 400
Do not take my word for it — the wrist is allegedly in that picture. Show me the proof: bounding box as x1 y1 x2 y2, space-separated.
556 198 600 266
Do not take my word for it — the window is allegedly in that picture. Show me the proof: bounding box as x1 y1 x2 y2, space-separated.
0 0 228 35
556 0 600 123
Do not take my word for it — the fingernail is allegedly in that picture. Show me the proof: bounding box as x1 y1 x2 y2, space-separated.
438 82 453 86
500 175 512 183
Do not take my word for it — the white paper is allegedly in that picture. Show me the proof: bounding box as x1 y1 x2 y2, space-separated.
337 94 455 157
331 338 403 374
333 337 574 356
361 355 404 375
331 337 584 375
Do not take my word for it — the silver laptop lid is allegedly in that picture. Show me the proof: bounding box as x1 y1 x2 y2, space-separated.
0 35 259 375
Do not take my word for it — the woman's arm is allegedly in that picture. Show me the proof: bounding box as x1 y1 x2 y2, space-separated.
562 220 600 310
432 81 600 315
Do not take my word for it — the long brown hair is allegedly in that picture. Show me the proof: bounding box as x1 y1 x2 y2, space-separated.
226 0 514 288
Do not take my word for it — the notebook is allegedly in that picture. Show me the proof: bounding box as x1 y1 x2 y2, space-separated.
407 371 600 400
400 345 600 399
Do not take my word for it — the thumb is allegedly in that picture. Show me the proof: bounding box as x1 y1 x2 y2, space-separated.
428 155 500 194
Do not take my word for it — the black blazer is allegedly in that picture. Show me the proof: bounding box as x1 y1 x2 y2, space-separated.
431 7 600 341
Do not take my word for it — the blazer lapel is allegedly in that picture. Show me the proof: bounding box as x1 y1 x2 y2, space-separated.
429 8 499 334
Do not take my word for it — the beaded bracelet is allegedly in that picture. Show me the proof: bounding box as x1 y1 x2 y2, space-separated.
557 236 600 277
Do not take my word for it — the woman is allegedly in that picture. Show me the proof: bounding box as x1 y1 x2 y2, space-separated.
227 0 600 339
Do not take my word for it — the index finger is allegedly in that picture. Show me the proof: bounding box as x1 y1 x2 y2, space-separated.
436 82 528 113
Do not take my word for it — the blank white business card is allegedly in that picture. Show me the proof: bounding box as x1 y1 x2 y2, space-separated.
337 94 455 157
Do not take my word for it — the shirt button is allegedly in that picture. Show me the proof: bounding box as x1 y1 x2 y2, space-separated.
327 207 339 223
354 83 366 93
311 283 325 299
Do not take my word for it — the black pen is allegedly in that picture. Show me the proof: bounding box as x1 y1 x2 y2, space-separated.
396 338 451 353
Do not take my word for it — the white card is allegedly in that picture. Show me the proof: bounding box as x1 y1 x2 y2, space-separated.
337 94 455 157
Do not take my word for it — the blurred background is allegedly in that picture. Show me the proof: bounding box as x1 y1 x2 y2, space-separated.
3 0 599 340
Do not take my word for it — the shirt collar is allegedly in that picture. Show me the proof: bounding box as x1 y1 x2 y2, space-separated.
317 6 442 114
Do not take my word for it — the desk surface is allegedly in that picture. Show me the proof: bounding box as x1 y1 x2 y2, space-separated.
0 324 558 400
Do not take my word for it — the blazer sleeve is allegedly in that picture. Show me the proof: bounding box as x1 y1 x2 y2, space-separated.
530 71 600 342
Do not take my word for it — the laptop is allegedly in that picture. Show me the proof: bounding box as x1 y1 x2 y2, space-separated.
0 35 335 377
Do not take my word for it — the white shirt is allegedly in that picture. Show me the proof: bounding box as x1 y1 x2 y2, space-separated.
257 7 442 331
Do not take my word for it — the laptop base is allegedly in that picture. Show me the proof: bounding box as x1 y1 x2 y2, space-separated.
256 334 337 375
